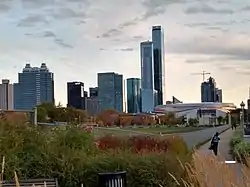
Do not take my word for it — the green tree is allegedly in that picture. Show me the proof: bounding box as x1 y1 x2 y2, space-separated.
188 118 198 126
217 116 223 125
38 102 57 122
37 106 47 122
223 115 228 124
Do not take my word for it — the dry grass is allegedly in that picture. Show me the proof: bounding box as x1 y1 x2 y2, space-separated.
2 152 250 187
171 151 250 187
0 112 28 124
0 156 48 187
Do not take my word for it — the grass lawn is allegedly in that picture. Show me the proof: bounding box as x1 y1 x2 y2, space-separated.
93 127 152 137
93 126 208 137
129 126 207 134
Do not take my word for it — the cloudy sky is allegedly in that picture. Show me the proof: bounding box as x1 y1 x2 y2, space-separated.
1 0 250 106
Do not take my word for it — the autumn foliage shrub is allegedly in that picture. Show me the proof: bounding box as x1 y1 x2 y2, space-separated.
96 135 189 154
0 121 192 187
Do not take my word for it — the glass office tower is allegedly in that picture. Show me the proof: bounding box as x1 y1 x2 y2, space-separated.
67 82 85 109
127 78 141 113
152 25 165 105
140 41 156 112
98 72 123 112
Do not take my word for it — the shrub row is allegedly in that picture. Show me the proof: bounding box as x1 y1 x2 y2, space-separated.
230 129 250 163
0 122 192 187
96 135 189 155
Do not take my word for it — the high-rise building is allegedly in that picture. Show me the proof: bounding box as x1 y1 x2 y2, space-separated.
87 87 99 116
247 88 250 122
14 63 54 110
87 97 99 116
152 25 165 105
0 79 14 110
67 81 85 109
141 41 154 90
98 72 123 112
126 78 141 113
201 77 217 102
140 41 156 112
89 87 98 97
216 88 222 102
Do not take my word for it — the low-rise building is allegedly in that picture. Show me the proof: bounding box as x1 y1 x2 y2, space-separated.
154 102 236 126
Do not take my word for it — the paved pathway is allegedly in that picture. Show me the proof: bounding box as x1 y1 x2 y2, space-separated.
96 125 230 149
198 128 243 182
198 128 234 159
177 125 230 149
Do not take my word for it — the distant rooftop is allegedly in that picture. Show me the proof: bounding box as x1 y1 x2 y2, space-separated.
152 25 162 30
140 40 152 44
22 63 50 73
97 72 122 75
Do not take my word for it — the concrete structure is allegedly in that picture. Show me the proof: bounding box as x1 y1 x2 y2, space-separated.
86 87 99 116
152 25 165 105
126 78 141 113
98 72 123 112
216 88 223 102
140 41 156 112
87 97 99 116
0 108 37 125
67 81 85 109
0 79 13 110
14 63 54 110
155 102 236 126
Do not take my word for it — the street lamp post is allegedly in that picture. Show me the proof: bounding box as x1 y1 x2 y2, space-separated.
240 101 245 135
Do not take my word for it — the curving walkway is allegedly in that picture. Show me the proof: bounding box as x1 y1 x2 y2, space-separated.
175 125 230 149
198 128 243 182
96 125 230 149
198 128 234 159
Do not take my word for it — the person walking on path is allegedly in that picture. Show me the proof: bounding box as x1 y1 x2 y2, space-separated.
209 132 220 156
232 123 237 130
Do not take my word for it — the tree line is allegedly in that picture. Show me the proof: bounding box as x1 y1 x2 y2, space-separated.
36 103 185 126
37 102 236 126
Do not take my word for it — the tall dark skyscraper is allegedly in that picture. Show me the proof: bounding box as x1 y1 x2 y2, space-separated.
87 87 99 116
201 77 217 102
67 81 85 109
152 25 165 105
140 41 156 112
216 88 222 102
14 63 54 110
98 72 123 112
127 78 141 113
89 87 98 97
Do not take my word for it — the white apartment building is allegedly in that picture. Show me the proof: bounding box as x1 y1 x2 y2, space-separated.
0 79 14 110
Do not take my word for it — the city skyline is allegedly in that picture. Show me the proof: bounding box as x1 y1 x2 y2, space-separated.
1 0 250 106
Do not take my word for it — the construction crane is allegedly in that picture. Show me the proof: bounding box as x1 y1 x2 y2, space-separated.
191 71 211 82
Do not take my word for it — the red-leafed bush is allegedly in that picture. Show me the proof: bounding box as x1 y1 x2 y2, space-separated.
96 135 188 154
96 135 124 150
